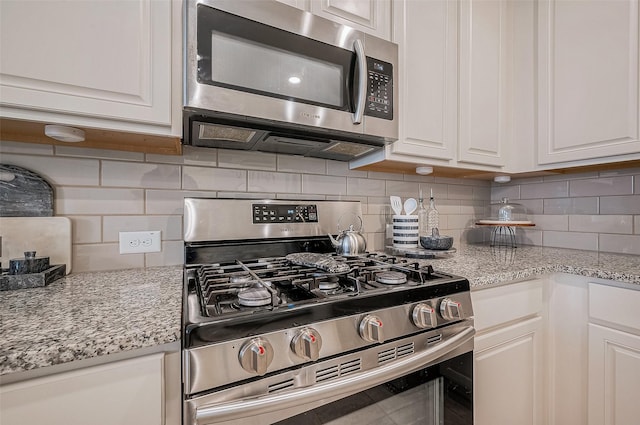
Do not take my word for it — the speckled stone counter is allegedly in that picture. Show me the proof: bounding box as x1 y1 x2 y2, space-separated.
1 246 639 378
0 266 182 377
427 244 640 288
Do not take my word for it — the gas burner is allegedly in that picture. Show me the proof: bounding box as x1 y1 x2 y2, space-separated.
238 286 273 307
318 276 340 291
375 271 408 285
230 274 252 284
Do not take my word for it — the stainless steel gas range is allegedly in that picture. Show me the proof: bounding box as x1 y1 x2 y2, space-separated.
182 198 475 425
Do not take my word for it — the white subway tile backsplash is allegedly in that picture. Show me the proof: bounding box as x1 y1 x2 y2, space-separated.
146 146 218 165
221 192 276 199
145 189 216 215
543 197 599 214
529 214 568 231
1 154 99 186
302 174 346 195
248 171 301 193
600 195 640 214
543 171 598 181
402 174 435 183
56 146 144 161
520 181 569 199
448 185 474 200
0 140 54 155
569 215 633 234
516 199 544 215
56 187 144 215
326 161 367 178
277 155 326 174
145 240 183 267
569 176 633 197
491 185 520 201
367 171 404 181
598 166 640 177
635 216 640 234
278 193 324 200
69 216 102 244
218 150 276 171
103 215 182 242
73 243 144 272
102 161 181 189
183 166 246 191
599 234 640 255
362 214 385 233
520 228 543 246
384 180 419 197
347 177 386 197
543 231 598 251
635 175 640 194
473 186 491 201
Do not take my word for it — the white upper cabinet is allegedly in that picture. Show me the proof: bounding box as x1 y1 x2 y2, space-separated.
537 0 640 165
310 0 392 41
388 0 458 162
458 0 510 167
277 0 392 40
0 0 180 137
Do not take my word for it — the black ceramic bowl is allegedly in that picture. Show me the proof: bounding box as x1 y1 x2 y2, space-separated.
420 235 454 250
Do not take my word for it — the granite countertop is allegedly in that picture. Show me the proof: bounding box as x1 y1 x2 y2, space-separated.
1 245 639 378
0 266 183 378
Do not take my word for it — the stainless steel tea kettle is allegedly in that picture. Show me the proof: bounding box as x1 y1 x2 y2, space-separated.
328 213 367 256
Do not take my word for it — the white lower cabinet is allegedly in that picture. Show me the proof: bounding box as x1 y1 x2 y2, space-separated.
588 282 640 425
0 352 180 425
472 279 546 425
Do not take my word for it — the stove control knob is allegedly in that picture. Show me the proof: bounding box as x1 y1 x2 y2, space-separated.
440 298 463 321
239 337 274 376
291 328 322 361
359 315 385 343
412 303 437 329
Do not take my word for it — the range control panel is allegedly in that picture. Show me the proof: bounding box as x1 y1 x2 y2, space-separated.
252 204 318 223
364 57 393 120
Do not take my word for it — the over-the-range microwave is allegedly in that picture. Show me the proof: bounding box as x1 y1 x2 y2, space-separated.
183 0 398 161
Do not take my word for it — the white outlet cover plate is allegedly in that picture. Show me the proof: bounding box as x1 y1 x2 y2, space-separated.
119 231 161 254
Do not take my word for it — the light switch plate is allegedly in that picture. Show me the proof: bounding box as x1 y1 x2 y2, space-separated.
119 231 161 254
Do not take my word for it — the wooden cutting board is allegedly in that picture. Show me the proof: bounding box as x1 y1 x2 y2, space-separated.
0 217 72 274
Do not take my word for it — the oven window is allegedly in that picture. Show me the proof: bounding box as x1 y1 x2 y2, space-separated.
197 5 354 111
274 352 473 425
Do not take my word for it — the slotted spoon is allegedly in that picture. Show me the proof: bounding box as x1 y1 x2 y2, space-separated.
390 196 402 215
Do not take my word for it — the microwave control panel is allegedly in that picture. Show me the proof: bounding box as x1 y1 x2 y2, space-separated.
365 57 393 120
253 204 318 223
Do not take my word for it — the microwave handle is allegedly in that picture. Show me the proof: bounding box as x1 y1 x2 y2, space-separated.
353 39 367 125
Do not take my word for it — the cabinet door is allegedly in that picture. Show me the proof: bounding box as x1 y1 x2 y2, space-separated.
458 0 509 167
537 0 640 165
474 316 545 425
0 0 173 134
588 324 640 425
309 0 392 40
389 0 457 161
0 354 164 425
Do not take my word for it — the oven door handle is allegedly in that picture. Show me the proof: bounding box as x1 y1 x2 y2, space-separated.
194 325 474 424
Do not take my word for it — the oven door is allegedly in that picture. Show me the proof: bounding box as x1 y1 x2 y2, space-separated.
185 323 474 425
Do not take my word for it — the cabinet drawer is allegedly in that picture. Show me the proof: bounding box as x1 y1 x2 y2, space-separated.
472 279 545 332
589 283 640 331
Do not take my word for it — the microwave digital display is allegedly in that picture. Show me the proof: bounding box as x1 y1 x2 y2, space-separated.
365 57 393 120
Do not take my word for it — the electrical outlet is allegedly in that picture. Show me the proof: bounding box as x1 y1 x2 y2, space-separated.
119 231 161 254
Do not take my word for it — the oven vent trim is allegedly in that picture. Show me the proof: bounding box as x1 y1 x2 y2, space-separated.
397 342 415 358
268 378 295 393
378 347 396 364
315 358 362 383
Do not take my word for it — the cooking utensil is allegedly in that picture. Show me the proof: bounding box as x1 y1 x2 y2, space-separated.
403 198 417 215
390 196 402 215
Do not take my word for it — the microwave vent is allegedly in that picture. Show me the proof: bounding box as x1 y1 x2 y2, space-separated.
199 124 256 143
322 141 375 157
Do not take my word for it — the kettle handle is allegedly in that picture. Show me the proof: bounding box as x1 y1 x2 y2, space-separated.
337 212 363 233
